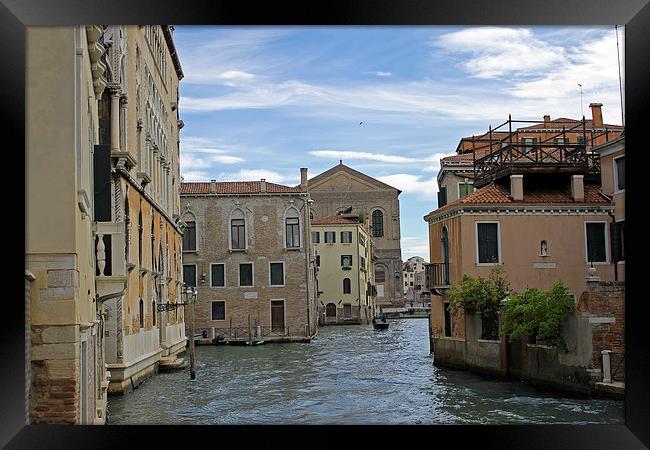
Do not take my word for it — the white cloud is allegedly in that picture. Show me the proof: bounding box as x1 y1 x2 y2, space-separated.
220 70 256 80
374 71 392 77
310 150 454 167
401 236 430 259
181 170 211 182
436 27 566 79
377 173 438 198
218 169 299 185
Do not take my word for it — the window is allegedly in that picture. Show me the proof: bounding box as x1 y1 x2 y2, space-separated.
577 135 586 145
444 302 452 337
312 231 320 243
152 301 156 326
410 281 414 286
183 264 196 287
476 222 500 264
586 222 607 263
360 256 366 268
358 234 365 247
372 210 384 237
231 210 246 250
554 137 568 145
139 299 144 328
341 231 352 243
285 209 300 248
343 278 351 294
270 262 284 286
521 137 536 153
316 255 321 266
375 269 385 283
138 210 143 265
341 255 352 267
611 220 625 262
438 187 447 208
183 221 196 251
459 182 474 199
211 301 225 321
211 264 225 287
614 156 625 191
239 263 253 286
325 231 336 243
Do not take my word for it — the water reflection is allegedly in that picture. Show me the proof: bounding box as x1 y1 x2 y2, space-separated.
107 318 623 425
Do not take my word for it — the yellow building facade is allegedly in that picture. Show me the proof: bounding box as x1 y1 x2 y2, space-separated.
312 215 376 325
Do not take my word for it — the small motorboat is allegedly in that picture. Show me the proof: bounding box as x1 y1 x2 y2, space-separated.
372 317 389 330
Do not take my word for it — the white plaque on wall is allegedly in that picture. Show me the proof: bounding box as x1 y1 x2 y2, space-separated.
244 292 258 299
533 262 557 269
377 285 384 297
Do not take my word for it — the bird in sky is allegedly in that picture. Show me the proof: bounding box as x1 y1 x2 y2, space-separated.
359 122 364 126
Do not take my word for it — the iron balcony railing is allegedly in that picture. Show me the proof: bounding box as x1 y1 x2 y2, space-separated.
468 117 616 188
425 262 450 290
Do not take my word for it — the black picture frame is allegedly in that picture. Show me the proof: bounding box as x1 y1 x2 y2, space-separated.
4 0 648 448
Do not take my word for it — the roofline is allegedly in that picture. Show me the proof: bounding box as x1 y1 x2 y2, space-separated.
307 163 402 194
161 25 184 80
591 134 626 154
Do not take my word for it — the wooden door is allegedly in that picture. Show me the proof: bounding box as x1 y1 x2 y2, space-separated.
271 300 285 332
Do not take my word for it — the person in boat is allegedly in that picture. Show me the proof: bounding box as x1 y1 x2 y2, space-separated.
372 317 377 324
381 314 387 323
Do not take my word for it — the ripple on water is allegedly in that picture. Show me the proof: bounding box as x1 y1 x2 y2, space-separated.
107 319 624 425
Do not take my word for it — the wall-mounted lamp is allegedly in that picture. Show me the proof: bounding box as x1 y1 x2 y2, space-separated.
201 273 207 284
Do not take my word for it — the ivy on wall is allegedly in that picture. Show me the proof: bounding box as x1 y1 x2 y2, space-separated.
448 266 510 315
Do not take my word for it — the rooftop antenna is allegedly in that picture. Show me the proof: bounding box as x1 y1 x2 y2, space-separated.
577 83 584 118
615 25 625 126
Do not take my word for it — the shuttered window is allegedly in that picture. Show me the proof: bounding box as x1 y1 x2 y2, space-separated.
459 183 474 199
477 222 500 264
615 156 625 191
211 301 225 321
239 263 253 286
211 264 225 287
182 221 196 251
586 222 607 263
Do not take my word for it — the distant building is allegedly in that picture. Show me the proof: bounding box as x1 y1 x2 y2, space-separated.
308 162 404 307
402 256 429 306
179 171 318 342
312 215 376 325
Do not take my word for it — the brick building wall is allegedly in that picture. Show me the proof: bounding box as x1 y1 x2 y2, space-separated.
578 280 625 380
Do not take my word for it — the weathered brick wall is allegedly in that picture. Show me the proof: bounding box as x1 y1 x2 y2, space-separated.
578 281 625 379
29 326 79 424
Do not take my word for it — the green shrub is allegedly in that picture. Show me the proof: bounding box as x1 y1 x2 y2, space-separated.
448 266 509 315
500 282 575 351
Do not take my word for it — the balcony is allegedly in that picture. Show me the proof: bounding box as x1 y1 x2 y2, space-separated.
94 221 128 298
425 262 450 291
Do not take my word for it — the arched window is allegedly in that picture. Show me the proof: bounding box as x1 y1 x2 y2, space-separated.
124 196 130 261
343 278 351 294
372 209 384 237
138 209 143 266
285 208 300 248
151 214 156 271
152 301 156 326
139 299 144 328
231 209 246 250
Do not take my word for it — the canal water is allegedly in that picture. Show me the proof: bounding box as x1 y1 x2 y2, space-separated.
107 318 623 425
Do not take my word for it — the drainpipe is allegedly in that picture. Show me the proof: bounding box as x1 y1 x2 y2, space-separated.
303 195 312 336
607 210 618 281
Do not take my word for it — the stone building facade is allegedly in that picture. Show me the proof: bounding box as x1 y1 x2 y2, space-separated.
96 25 187 394
26 26 111 424
312 215 376 325
308 162 404 307
180 173 318 342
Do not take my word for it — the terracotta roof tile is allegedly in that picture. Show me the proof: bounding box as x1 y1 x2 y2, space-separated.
459 182 610 205
180 181 303 195
311 214 359 225
518 118 624 130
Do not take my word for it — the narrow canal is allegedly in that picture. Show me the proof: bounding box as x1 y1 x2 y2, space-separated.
107 318 623 424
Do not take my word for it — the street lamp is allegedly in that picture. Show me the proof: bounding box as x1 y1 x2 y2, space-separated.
181 284 198 381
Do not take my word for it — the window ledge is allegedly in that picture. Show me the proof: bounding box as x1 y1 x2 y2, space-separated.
476 262 501 267
182 250 198 254
230 249 247 253
285 247 302 251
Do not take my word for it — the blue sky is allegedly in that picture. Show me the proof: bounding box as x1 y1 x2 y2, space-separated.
174 26 624 260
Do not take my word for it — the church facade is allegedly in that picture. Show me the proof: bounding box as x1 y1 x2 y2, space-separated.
307 162 404 307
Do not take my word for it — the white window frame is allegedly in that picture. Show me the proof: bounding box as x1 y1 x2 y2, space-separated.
584 221 609 265
613 154 625 194
182 263 197 287
210 300 226 321
457 180 474 199
311 231 320 244
284 206 302 250
269 261 286 287
229 208 248 252
238 262 254 287
475 221 502 266
209 263 226 288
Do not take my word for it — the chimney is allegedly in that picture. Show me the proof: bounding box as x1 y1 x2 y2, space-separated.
260 178 267 193
543 115 551 124
571 175 584 202
510 174 523 201
590 103 603 128
300 167 308 191
210 179 217 193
